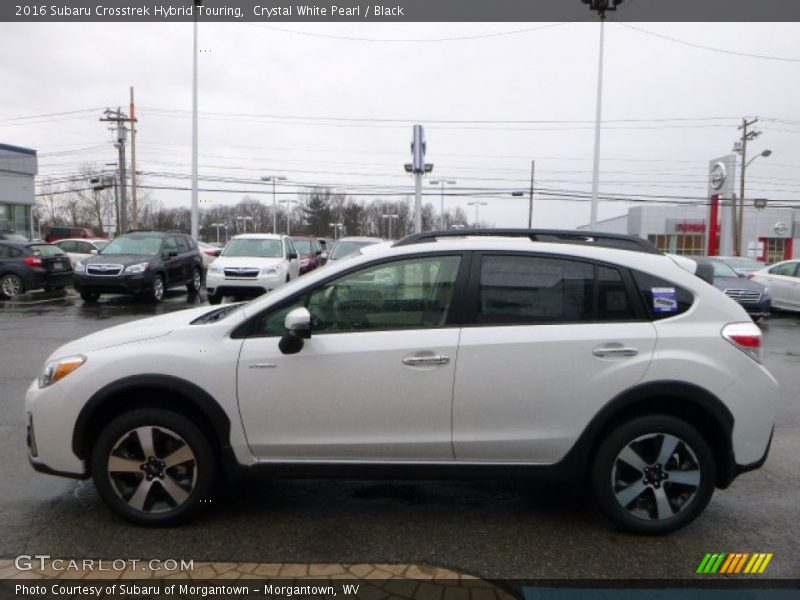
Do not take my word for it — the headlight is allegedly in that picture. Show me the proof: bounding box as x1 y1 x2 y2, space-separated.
124 262 149 274
39 355 86 389
261 266 280 275
74 263 86 274
208 266 223 274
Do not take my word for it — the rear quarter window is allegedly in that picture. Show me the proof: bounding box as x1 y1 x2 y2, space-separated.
632 271 694 320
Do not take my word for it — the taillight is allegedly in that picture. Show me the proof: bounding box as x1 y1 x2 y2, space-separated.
722 322 762 362
24 256 42 267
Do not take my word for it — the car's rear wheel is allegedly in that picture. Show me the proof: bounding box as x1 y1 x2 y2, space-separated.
0 273 24 299
149 274 165 302
591 414 715 535
90 409 216 525
187 268 202 294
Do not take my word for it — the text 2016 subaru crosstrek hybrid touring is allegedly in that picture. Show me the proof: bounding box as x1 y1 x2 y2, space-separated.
26 230 777 534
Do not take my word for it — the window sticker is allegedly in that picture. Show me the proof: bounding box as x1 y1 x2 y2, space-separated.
652 287 678 313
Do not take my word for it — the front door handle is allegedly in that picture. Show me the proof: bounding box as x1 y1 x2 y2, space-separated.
403 354 450 366
593 344 639 358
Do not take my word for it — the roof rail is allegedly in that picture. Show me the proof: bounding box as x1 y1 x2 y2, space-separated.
393 229 663 255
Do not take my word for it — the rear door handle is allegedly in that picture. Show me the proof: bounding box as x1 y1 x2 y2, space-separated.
403 355 450 366
593 345 639 358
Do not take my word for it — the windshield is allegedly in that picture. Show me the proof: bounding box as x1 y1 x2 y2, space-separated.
330 240 378 260
722 257 763 270
101 236 163 255
293 240 312 254
28 244 65 257
222 238 283 258
710 260 739 278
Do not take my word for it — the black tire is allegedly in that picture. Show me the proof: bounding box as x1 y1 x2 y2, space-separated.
148 274 165 303
0 273 24 299
207 292 222 305
186 268 202 295
80 290 100 303
285 274 291 283
90 408 216 526
591 414 715 535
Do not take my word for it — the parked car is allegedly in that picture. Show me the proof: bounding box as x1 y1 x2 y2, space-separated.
317 237 335 263
750 259 800 312
0 240 73 299
327 236 383 262
73 230 204 303
0 230 28 241
290 236 324 274
26 229 776 534
197 242 222 268
206 234 299 305
45 226 96 244
707 256 766 279
53 238 109 267
688 257 771 322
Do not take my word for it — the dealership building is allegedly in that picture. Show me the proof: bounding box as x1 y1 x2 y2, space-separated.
0 143 38 238
581 204 799 262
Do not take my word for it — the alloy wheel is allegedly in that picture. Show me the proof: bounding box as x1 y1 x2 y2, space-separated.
106 426 197 514
152 276 164 301
1 274 23 299
611 432 701 521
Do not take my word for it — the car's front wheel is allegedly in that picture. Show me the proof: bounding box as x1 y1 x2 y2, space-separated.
80 290 100 303
591 414 715 535
148 274 165 302
207 292 222 305
0 273 24 299
90 408 216 525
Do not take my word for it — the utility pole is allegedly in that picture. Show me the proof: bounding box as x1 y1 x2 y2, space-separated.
100 108 129 234
528 160 535 228
736 117 760 256
429 180 456 230
129 87 139 229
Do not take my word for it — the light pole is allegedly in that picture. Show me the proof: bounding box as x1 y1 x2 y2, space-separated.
381 214 399 239
582 0 623 229
190 0 203 241
467 201 488 227
278 199 299 235
211 222 227 244
236 216 253 234
261 175 287 234
429 180 456 230
736 147 772 256
329 222 343 240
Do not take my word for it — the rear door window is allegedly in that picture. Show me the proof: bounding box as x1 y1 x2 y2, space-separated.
176 236 189 254
632 271 694 319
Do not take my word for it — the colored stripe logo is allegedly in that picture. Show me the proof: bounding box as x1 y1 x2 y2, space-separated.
696 553 773 574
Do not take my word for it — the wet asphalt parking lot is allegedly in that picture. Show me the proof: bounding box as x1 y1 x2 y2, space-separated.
1 288 798 580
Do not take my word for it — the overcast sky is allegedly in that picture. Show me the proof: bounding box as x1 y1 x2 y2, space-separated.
2 20 799 229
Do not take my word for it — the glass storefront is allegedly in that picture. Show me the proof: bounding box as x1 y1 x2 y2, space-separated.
0 203 32 238
648 233 707 256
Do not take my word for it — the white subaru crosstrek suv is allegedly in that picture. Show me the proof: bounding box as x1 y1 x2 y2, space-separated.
26 230 777 533
205 234 300 304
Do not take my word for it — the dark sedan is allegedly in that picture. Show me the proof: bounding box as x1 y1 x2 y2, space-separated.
0 240 73 299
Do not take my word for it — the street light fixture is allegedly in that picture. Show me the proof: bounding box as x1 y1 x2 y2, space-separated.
734 146 772 255
429 180 456 230
261 175 287 234
328 222 344 240
466 201 488 227
278 199 299 235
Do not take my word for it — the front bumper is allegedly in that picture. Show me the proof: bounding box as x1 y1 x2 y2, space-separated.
75 272 154 295
25 379 87 477
206 272 282 297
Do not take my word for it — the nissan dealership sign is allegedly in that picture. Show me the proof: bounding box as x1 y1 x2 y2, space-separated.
708 154 737 198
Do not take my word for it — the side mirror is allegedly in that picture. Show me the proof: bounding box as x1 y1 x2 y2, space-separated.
279 307 311 355
315 250 322 256
287 252 298 260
